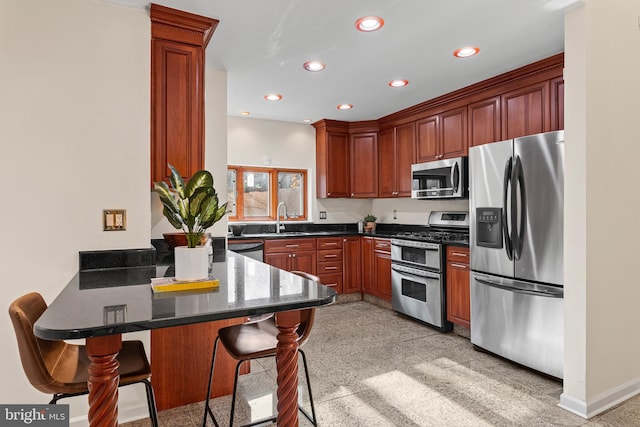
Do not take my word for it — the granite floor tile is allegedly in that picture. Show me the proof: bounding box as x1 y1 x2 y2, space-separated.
122 301 640 427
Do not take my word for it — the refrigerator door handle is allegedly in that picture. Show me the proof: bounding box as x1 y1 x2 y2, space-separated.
513 155 527 261
475 277 563 298
450 160 460 194
502 157 513 260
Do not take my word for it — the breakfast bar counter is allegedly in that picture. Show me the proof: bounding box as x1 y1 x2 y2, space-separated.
34 251 337 426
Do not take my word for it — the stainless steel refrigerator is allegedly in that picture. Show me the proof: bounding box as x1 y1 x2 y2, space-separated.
469 130 564 379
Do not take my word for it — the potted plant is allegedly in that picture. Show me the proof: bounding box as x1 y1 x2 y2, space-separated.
364 214 377 233
154 164 228 280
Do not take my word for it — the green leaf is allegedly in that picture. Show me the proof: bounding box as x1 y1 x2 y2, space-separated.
168 164 186 198
162 206 184 230
185 170 214 198
199 195 219 228
189 187 213 217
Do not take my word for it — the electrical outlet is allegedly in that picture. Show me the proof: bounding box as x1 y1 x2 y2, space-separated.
104 209 126 231
319 211 327 220
393 210 397 220
103 305 127 324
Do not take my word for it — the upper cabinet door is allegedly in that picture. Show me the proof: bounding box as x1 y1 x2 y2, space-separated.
350 132 378 198
501 81 549 140
395 122 416 196
325 132 350 197
377 128 396 198
416 115 439 163
313 120 350 198
150 4 218 186
468 96 501 147
440 106 468 158
151 40 203 184
549 77 564 131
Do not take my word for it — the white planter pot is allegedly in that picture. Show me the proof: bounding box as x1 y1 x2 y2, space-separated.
174 246 209 281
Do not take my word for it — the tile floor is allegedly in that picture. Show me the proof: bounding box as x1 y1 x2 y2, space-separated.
124 301 640 426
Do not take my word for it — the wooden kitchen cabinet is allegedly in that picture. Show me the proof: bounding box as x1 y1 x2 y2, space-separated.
501 81 549 140
264 238 317 274
313 120 350 198
468 96 501 147
416 106 467 163
350 132 378 198
550 76 564 131
151 319 247 410
343 236 362 293
150 4 218 185
317 237 343 293
361 237 391 301
361 237 375 294
373 238 392 301
446 246 470 328
378 123 415 197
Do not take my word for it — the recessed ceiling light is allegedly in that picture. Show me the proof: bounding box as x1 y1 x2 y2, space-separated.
303 61 325 72
303 119 312 123
355 16 384 32
337 104 353 110
239 111 250 116
388 79 409 88
264 93 282 101
453 46 480 58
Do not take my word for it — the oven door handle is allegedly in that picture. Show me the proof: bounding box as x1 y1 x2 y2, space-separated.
391 241 439 251
475 277 563 298
391 265 440 280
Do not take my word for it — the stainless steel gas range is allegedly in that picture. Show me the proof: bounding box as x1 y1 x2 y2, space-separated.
391 211 469 331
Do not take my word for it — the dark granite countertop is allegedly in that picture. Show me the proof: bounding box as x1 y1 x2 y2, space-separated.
228 226 469 248
34 251 337 341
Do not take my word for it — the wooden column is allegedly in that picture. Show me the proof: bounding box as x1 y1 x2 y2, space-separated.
85 334 122 427
275 310 301 427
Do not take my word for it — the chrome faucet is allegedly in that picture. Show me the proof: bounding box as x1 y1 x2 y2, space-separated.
276 202 288 233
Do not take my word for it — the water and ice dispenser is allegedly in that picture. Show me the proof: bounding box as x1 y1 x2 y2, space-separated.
476 207 503 249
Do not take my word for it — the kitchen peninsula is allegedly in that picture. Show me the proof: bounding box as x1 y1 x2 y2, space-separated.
34 250 336 427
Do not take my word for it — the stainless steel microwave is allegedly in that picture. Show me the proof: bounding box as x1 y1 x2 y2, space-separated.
411 156 468 199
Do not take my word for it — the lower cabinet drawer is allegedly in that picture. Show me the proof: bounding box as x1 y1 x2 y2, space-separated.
317 260 342 274
317 272 343 293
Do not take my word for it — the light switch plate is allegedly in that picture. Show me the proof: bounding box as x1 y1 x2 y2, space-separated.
104 209 126 231
319 211 327 219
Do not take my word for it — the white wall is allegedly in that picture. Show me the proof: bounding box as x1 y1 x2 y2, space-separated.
561 0 640 418
0 0 151 423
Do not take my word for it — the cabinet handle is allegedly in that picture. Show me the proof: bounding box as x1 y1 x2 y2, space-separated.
323 254 338 258
351 193 354 197
450 262 468 270
328 192 331 196
324 266 338 271
326 283 338 287
292 253 296 257
451 252 468 257
285 244 299 248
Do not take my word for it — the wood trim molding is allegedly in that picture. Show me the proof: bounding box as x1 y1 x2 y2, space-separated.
150 3 219 47
378 53 564 128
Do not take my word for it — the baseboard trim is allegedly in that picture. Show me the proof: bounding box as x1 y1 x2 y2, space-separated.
69 403 149 427
559 376 640 418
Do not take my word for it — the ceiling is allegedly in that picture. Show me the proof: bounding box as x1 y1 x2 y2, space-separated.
106 0 577 124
